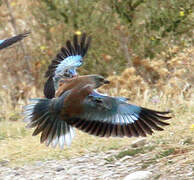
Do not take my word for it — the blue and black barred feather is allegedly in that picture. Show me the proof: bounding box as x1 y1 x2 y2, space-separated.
44 33 91 99
67 94 171 138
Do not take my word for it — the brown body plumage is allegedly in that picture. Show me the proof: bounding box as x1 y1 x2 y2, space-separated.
56 74 109 97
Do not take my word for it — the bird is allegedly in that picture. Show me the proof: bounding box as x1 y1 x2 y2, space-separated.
44 33 91 99
43 33 111 104
0 31 30 50
23 74 171 149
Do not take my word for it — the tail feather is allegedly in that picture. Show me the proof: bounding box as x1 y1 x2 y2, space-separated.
26 112 49 128
23 98 75 148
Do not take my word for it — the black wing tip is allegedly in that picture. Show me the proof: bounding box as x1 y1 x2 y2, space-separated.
81 34 92 57
69 105 172 138
0 31 31 50
157 110 172 114
69 106 172 138
137 108 172 134
7 31 31 39
143 108 172 114
44 77 55 99
12 31 31 40
64 32 91 57
20 31 31 37
19 30 31 35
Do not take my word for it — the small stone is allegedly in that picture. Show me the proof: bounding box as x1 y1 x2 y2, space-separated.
187 171 193 176
131 138 146 148
15 172 20 176
123 171 152 180
0 160 9 166
120 155 132 162
56 167 65 172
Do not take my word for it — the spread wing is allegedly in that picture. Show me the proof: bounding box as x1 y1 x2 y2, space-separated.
44 33 91 99
0 31 30 50
68 92 171 137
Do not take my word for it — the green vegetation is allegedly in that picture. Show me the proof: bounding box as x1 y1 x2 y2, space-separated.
156 148 175 158
30 0 194 78
116 148 145 158
115 145 156 159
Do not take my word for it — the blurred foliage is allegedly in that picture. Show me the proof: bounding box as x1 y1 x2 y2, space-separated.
111 0 194 58
29 0 194 77
100 46 194 100
30 0 126 79
0 0 193 107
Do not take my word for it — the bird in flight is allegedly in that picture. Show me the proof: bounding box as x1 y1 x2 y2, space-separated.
44 33 91 99
0 31 30 50
23 33 172 149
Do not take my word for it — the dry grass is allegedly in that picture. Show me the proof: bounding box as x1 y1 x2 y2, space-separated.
0 120 134 166
99 46 194 100
0 91 193 167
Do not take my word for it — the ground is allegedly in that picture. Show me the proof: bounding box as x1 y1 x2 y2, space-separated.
0 145 193 180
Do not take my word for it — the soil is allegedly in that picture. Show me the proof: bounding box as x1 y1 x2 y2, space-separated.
0 149 193 180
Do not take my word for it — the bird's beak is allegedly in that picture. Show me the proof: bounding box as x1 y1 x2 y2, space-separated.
104 79 110 84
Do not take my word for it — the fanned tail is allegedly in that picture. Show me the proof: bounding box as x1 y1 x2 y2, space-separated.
23 98 75 148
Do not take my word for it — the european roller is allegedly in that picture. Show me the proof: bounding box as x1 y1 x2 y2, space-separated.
23 74 171 149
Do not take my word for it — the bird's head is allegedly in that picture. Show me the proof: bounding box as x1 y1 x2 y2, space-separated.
89 75 110 89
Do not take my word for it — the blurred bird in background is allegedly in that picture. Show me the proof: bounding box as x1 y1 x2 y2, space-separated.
0 31 30 50
23 33 172 149
44 33 91 99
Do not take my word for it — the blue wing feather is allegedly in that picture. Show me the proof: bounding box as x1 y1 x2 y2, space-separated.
69 92 171 137
44 34 91 99
55 55 82 78
0 40 5 44
81 93 141 124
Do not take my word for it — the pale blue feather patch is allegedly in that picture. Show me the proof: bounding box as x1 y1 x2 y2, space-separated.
55 55 82 76
0 40 5 44
68 68 77 76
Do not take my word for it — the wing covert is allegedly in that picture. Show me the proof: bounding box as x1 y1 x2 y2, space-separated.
68 92 171 137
